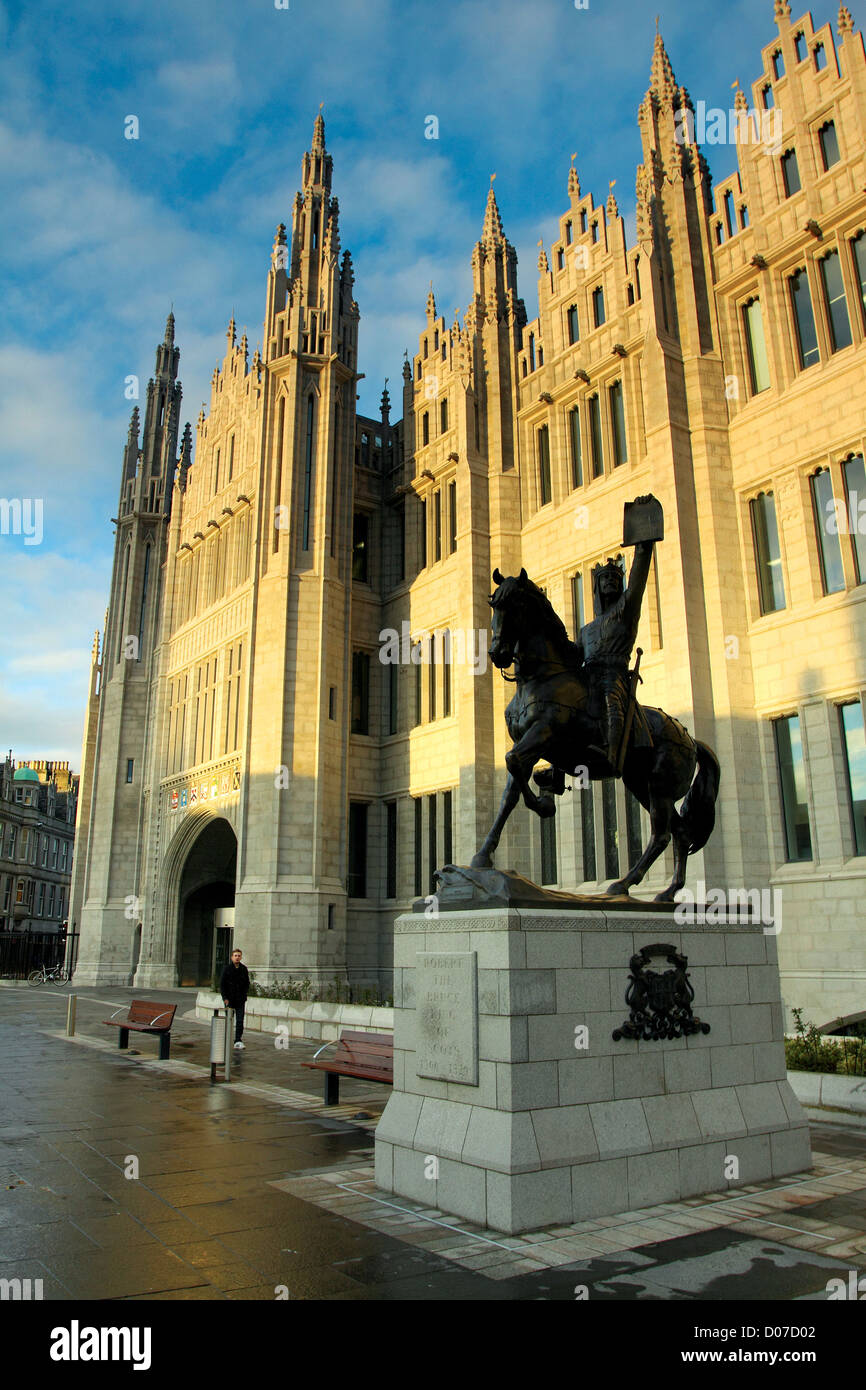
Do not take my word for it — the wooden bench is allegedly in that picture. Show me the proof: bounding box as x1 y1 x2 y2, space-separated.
301 1030 393 1105
103 1001 177 1060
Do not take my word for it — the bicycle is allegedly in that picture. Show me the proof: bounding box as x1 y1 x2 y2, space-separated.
27 962 69 986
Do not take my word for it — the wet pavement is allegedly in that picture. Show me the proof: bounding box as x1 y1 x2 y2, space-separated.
1 980 865 1302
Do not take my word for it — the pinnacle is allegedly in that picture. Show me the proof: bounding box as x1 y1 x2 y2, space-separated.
426 283 437 320
838 3 854 36
312 108 326 152
648 27 677 100
164 310 175 347
482 184 505 246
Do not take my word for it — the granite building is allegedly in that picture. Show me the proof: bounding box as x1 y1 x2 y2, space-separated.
72 5 866 1030
0 758 78 934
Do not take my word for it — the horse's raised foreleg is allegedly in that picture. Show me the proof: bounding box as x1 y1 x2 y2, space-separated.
505 720 559 817
608 797 672 896
471 773 521 869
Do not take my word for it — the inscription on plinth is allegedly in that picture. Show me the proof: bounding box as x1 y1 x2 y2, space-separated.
416 951 478 1085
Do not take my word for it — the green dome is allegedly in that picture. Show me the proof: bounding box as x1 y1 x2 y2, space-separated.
13 767 39 782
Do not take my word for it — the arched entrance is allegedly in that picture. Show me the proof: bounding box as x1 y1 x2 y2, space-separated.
177 818 237 987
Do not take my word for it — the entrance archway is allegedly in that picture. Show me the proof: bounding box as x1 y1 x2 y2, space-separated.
177 818 237 987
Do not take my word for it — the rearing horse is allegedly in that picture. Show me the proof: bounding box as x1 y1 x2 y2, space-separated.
471 569 720 902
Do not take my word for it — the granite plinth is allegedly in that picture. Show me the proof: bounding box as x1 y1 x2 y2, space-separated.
374 907 812 1235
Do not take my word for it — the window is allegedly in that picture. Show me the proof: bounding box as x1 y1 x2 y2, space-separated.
569 406 582 488
565 220 573 245
302 394 315 550
723 189 735 238
422 412 429 446
414 797 423 895
420 498 427 568
810 469 845 594
347 802 368 897
750 492 786 613
428 794 437 894
126 759 134 784
774 714 812 861
743 298 771 394
818 120 840 170
772 50 784 80
843 455 866 582
352 513 369 581
414 646 423 724
351 652 370 734
442 630 452 717
567 304 579 345
813 42 827 71
538 425 552 506
386 801 397 897
440 398 448 434
529 334 536 372
762 84 774 109
840 702 866 854
794 32 807 62
443 789 453 865
592 286 605 328
428 634 436 720
602 779 619 879
448 480 457 553
851 231 866 328
589 395 604 478
388 663 398 736
37 882 45 918
580 786 596 881
556 248 564 271
591 221 599 244
47 883 55 917
329 686 336 720
820 251 852 351
214 447 220 493
790 269 819 368
228 434 235 481
781 149 801 197
434 490 442 562
610 381 627 466
540 813 557 885
580 209 588 234
571 572 584 636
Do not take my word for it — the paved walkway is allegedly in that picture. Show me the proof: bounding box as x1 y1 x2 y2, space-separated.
1 981 865 1301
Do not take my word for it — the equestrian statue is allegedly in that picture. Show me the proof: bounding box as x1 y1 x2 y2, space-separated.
471 494 720 903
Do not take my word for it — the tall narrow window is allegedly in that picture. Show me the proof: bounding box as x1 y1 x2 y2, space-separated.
743 298 771 394
565 220 573 245
723 189 735 238
388 662 398 736
422 412 429 446
592 286 605 328
228 434 235 481
386 801 397 897
762 84 774 109
851 231 866 330
529 334 535 371
137 544 151 657
840 702 866 855
414 797 423 896
820 251 853 351
434 490 442 562
443 789 453 865
571 572 584 636
602 779 619 879
774 715 812 861
580 208 588 234
540 813 557 885
567 304 579 345
790 269 819 368
569 406 583 488
442 629 452 717
610 381 627 466
352 512 369 581
428 793 437 895
440 398 448 434
126 759 134 784
213 448 220 494
810 469 845 594
428 635 436 721
772 49 784 80
448 480 457 553
581 787 596 881
116 544 130 663
794 32 807 62
782 149 802 199
303 394 315 550
273 397 285 553
420 498 427 568
538 425 552 506
750 492 786 613
843 455 866 583
347 802 368 897
818 120 840 170
591 221 599 244
589 395 604 478
351 652 370 734
813 41 827 71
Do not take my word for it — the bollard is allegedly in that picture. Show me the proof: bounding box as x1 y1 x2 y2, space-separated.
66 994 77 1037
209 1007 235 1083
224 1008 234 1082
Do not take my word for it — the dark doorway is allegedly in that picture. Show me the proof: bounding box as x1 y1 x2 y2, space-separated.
178 819 237 986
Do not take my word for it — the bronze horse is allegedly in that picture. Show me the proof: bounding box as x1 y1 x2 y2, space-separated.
471 569 720 902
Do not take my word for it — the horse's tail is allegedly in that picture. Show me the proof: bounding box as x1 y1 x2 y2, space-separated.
679 740 721 854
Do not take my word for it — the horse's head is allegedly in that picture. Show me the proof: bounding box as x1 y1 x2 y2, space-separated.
488 567 533 669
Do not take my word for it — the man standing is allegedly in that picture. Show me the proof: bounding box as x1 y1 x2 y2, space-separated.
220 947 250 1050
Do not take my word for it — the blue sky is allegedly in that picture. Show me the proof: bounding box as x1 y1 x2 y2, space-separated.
0 0 812 761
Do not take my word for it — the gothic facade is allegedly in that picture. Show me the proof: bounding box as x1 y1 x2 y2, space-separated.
73 7 866 1029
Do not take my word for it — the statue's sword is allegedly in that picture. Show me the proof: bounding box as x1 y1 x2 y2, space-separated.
614 646 643 777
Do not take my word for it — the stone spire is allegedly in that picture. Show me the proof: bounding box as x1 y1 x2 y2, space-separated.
426 283 436 320
481 182 505 247
648 26 677 101
838 4 854 37
380 380 391 425
568 153 580 199
537 241 548 272
177 421 193 491
164 310 175 347
227 316 236 349
606 180 618 219
312 107 326 154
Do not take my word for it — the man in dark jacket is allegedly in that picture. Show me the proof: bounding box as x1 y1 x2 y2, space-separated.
220 948 251 1049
